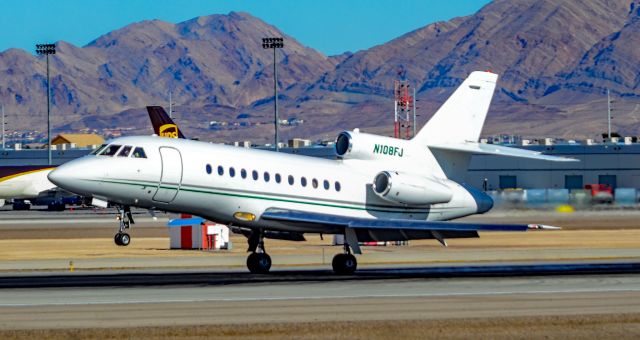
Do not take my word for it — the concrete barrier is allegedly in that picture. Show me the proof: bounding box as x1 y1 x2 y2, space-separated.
615 188 637 206
547 189 570 205
524 189 546 205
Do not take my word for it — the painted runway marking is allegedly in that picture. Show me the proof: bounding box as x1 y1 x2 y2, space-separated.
1 287 639 307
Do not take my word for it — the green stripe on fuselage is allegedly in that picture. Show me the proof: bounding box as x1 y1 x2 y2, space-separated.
90 178 438 214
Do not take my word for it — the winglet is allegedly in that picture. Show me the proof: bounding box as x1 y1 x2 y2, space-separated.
527 224 561 230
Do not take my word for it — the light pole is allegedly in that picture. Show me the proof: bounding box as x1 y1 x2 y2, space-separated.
1 104 5 150
36 43 56 165
262 37 283 151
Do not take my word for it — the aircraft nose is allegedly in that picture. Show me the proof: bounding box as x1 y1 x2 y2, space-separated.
47 163 72 188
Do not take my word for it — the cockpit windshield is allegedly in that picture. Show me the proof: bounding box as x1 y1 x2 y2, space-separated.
90 144 107 155
132 147 147 158
118 145 132 157
100 144 122 157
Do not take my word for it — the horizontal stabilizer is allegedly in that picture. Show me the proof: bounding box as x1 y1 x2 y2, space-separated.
428 142 578 162
167 217 206 227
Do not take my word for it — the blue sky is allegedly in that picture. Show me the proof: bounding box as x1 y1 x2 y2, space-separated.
0 0 490 56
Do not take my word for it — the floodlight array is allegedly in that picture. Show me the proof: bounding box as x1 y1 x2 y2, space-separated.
36 44 56 55
262 37 284 49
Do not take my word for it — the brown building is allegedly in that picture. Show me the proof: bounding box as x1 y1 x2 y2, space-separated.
51 134 104 148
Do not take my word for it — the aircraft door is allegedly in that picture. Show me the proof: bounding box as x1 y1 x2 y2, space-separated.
153 147 183 203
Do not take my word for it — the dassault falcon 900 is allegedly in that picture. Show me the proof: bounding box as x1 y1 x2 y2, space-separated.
48 71 574 274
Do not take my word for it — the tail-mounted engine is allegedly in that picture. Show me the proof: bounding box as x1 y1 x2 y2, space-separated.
335 130 412 161
372 171 453 205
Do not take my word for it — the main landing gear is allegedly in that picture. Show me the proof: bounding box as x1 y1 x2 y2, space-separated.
114 205 134 246
243 229 357 275
246 229 271 274
332 241 357 275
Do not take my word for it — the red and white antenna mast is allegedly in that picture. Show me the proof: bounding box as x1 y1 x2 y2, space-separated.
394 80 415 139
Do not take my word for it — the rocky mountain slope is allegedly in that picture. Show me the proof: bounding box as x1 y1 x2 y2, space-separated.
0 1 639 143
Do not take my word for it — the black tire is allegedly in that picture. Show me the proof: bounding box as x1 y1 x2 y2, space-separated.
247 253 271 274
114 233 122 246
12 202 30 211
332 253 345 273
120 233 131 246
332 254 357 275
247 252 259 273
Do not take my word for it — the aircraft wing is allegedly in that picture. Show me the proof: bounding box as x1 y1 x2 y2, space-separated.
428 142 578 162
260 208 558 253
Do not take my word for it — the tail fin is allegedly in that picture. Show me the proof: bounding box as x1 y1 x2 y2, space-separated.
413 71 498 145
147 106 186 139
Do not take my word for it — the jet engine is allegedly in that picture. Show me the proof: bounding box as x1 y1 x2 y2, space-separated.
372 171 453 205
335 130 411 160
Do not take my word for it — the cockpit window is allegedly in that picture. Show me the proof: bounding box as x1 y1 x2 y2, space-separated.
100 144 122 157
132 147 147 158
118 145 132 157
91 144 107 155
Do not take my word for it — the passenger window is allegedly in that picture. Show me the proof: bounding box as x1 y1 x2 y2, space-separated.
91 144 107 155
229 167 236 177
323 180 330 190
118 145 132 157
312 178 318 189
252 170 258 180
264 172 270 182
206 164 212 174
241 169 247 179
218 166 224 176
275 173 281 183
101 144 122 156
132 147 147 158
335 182 341 192
288 175 294 185
301 177 307 187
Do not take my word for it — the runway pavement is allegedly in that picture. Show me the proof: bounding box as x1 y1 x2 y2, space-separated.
0 267 638 331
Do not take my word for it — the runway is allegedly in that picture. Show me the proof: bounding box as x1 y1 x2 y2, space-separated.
0 268 639 337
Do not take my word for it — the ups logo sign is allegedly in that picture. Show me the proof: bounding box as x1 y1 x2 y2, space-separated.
159 124 179 138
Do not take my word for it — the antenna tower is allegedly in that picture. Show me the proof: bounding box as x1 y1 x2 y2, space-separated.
394 80 414 139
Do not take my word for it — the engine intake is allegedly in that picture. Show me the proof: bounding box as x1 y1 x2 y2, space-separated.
372 171 453 205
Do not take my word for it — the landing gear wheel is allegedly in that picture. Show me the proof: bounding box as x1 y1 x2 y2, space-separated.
247 252 272 274
332 253 357 275
119 233 131 246
114 233 131 246
113 205 134 247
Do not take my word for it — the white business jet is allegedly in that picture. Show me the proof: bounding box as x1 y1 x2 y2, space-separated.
48 71 573 274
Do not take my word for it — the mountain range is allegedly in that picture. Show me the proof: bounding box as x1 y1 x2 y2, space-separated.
0 0 639 143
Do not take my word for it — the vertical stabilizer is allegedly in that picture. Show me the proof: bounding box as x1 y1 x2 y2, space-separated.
414 71 498 145
146 106 186 139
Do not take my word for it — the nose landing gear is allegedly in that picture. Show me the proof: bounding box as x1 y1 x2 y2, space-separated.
114 205 134 246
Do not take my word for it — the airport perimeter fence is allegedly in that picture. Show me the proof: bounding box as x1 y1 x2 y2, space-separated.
488 188 640 210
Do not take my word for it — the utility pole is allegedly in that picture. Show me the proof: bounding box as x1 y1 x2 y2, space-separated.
1 104 5 150
36 43 56 165
607 88 611 140
262 37 284 151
